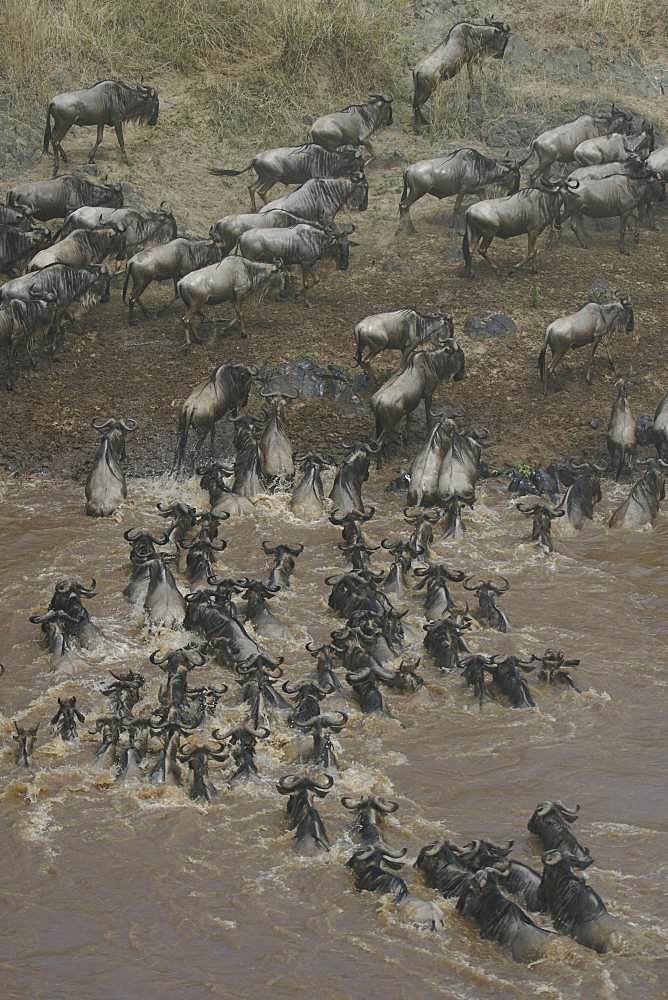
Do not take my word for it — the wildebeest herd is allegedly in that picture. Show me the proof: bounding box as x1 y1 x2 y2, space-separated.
3 17 667 968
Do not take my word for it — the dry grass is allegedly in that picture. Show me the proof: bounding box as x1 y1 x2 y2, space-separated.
0 0 410 117
577 0 645 40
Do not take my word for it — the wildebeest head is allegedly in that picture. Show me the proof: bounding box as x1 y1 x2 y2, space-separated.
370 94 393 126
325 222 358 271
130 83 160 126
617 295 634 333
348 172 369 211
91 416 137 462
484 18 512 57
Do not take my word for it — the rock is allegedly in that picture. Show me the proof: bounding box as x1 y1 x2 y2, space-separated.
586 278 613 303
382 260 403 273
256 358 365 405
590 419 600 430
463 313 517 340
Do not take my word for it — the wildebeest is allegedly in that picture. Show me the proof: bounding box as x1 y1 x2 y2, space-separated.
123 238 225 320
645 143 668 180
238 222 356 293
209 209 307 253
0 296 56 390
517 501 564 553
144 554 185 628
354 309 453 382
561 167 664 253
573 124 654 165
85 417 137 517
370 339 466 452
329 441 380 514
0 263 111 353
412 20 511 130
541 850 624 953
29 224 126 271
177 258 288 345
259 390 296 481
414 563 465 619
277 772 333 854
528 800 590 862
290 453 328 520
537 297 634 392
173 361 255 474
259 175 369 222
637 391 668 461
309 96 393 155
57 205 177 254
456 868 555 963
0 224 52 276
437 428 485 500
13 721 39 768
607 379 636 480
561 463 603 529
464 576 511 631
407 418 455 507
0 205 35 229
608 460 667 528
43 79 159 175
520 106 632 181
456 840 545 913
7 175 123 222
399 148 520 232
210 144 363 211
463 179 578 277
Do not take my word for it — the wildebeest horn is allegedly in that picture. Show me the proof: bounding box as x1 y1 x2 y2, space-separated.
420 840 448 857
372 797 399 814
261 541 276 555
120 418 138 432
463 576 483 591
554 801 580 821
91 417 114 431
276 773 307 792
492 576 510 593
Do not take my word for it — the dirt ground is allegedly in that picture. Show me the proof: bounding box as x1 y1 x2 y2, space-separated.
1 99 667 480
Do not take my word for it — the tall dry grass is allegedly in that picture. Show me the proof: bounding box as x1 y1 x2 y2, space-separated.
0 0 410 113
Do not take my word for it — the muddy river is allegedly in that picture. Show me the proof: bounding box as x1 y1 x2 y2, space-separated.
1 468 666 1000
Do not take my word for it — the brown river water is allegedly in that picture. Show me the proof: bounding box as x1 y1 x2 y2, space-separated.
1 468 667 1000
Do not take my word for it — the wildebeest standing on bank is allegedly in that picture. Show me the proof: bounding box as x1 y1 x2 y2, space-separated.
123 238 225 320
309 96 393 156
43 80 159 176
209 144 363 211
412 20 510 130
370 339 466 456
0 297 55 390
354 309 454 382
238 222 356 295
172 361 256 475
561 167 664 254
177 258 289 345
462 179 578 277
398 148 520 233
537 297 634 392
7 176 124 223
520 106 632 181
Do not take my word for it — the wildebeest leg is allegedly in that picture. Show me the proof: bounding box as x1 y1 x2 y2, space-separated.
50 122 70 176
234 298 247 338
512 230 540 274
172 279 179 300
546 346 569 392
570 215 590 249
602 338 617 373
618 213 628 254
88 125 105 163
423 392 434 428
452 192 465 226
477 236 500 275
585 338 602 384
363 138 376 159
209 421 216 458
114 122 129 164
256 183 274 207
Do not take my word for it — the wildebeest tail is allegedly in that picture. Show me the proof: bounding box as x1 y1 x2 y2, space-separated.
122 263 133 302
515 141 535 169
208 164 252 177
352 325 362 366
43 103 53 154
